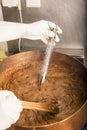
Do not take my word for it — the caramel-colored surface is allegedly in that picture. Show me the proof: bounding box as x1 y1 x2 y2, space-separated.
0 51 87 127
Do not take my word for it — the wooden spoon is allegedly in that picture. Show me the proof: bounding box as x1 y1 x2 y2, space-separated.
22 101 59 113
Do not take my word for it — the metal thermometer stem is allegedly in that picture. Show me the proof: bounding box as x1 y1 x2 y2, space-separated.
40 38 55 85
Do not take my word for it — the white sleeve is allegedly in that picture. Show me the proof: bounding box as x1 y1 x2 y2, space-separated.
0 21 27 43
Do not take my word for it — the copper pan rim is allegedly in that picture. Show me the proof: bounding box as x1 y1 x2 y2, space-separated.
15 100 87 128
1 51 86 129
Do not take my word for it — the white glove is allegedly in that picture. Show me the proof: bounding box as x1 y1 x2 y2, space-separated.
0 21 27 42
0 90 22 130
22 20 62 45
0 20 62 44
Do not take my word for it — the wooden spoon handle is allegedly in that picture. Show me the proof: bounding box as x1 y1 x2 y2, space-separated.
22 101 51 112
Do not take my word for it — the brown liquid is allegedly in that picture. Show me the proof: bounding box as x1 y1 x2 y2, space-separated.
0 51 87 127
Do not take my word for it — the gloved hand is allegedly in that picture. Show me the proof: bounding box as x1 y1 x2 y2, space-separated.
0 20 62 44
0 90 22 130
22 20 62 45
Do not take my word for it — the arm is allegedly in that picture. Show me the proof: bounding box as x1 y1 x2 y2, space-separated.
0 21 27 42
0 20 62 44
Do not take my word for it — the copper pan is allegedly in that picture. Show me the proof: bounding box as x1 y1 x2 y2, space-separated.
14 100 87 130
0 51 87 130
